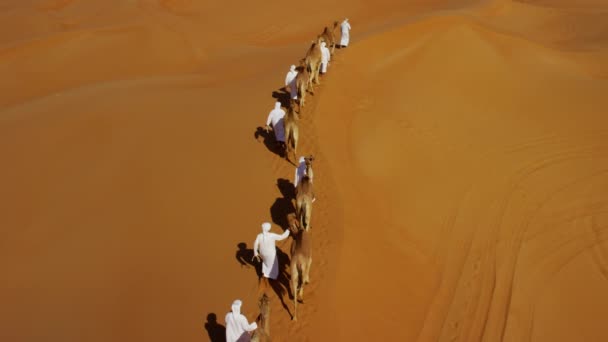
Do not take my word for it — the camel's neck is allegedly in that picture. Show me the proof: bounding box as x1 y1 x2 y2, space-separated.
260 307 270 334
305 165 313 179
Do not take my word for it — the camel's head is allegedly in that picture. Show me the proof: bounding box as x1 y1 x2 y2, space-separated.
258 293 270 311
305 155 314 166
333 21 339 28
315 35 324 44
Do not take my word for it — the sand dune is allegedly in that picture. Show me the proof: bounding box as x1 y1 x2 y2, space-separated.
1 1 607 341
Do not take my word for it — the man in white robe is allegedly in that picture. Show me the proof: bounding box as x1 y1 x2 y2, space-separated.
265 102 286 148
285 65 298 100
253 222 290 280
320 41 331 74
225 299 257 342
340 18 351 47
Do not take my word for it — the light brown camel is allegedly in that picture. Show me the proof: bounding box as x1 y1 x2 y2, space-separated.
288 214 312 322
303 155 314 183
284 100 299 165
304 35 323 87
294 61 312 111
295 156 315 230
320 21 339 55
250 293 271 342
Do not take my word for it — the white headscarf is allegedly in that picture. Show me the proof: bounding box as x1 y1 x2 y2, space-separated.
274 102 281 110
321 41 326 48
231 299 242 316
290 65 296 72
262 222 271 234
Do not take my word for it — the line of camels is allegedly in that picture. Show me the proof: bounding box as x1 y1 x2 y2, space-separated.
250 20 343 342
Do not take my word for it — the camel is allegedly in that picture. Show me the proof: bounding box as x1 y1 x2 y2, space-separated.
288 214 312 322
283 100 299 165
320 21 339 55
295 156 315 230
304 35 323 88
294 61 312 111
250 293 271 342
303 155 314 183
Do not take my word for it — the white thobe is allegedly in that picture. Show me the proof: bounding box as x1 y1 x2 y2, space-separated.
340 21 351 46
285 70 298 100
266 104 286 142
321 45 331 73
225 311 257 342
253 229 290 279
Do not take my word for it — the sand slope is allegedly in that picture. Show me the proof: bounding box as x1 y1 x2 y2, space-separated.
1 1 608 341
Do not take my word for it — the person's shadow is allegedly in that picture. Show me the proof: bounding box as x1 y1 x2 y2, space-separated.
235 242 263 278
272 88 291 109
254 126 284 158
204 313 226 342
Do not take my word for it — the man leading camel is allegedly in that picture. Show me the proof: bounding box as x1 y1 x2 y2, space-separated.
320 41 330 74
285 65 298 100
340 18 351 48
265 102 286 151
253 222 290 293
225 299 258 342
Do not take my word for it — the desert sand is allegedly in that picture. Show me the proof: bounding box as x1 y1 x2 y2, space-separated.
1 0 608 341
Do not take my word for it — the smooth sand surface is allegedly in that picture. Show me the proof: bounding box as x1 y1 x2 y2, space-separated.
1 1 607 341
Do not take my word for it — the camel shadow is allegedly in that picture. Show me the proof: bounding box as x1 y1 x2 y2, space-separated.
204 313 226 342
271 247 294 318
254 127 284 158
270 178 297 231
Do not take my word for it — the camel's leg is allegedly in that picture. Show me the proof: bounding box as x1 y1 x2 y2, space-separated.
291 262 299 321
295 198 302 223
299 201 306 229
285 132 291 164
292 127 299 165
301 199 311 229
307 77 315 95
298 285 304 303
300 88 305 110
304 257 312 284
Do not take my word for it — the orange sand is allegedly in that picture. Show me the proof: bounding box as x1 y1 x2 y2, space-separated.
1 1 607 341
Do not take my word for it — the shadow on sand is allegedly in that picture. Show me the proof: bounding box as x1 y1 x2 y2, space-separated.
254 126 284 158
204 313 226 342
270 178 296 231
272 88 292 109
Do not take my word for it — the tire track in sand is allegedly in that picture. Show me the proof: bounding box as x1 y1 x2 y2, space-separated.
417 133 608 342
